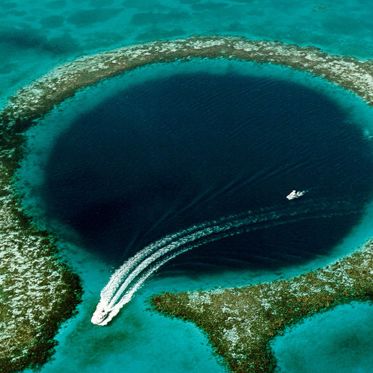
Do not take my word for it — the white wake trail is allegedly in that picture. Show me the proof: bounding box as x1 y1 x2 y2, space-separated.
100 219 219 302
100 206 276 303
92 199 357 325
105 207 283 307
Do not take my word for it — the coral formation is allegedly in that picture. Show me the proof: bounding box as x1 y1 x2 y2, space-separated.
1 36 372 372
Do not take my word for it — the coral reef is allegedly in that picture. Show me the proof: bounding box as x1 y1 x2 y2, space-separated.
153 242 373 372
1 36 372 372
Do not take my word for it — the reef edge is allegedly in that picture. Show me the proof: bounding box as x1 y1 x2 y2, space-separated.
1 36 372 372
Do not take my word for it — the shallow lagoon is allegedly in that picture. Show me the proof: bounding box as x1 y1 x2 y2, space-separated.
2 0 373 105
18 60 373 372
272 302 373 373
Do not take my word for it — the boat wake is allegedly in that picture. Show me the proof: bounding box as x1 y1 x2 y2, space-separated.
91 199 357 326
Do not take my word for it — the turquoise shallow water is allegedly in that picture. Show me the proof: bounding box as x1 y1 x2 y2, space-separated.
272 302 373 373
3 1 373 372
17 59 373 372
1 0 373 104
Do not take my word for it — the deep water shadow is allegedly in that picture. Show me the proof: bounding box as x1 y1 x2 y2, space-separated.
41 72 373 274
0 26 79 55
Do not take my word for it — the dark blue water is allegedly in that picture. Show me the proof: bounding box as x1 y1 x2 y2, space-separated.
42 72 373 273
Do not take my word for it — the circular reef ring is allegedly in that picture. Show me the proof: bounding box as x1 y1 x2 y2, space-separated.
0 36 372 373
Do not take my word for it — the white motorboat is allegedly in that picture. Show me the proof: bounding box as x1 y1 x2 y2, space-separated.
286 189 307 200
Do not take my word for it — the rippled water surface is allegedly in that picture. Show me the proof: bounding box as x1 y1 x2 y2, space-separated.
40 72 372 273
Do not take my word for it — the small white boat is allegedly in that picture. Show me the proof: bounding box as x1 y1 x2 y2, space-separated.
286 189 307 200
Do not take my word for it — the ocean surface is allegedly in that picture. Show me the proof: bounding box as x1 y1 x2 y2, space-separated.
2 0 373 106
2 1 373 372
272 302 373 373
35 70 373 272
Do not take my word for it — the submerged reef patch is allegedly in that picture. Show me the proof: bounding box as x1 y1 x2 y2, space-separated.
152 242 373 373
0 36 372 372
0 162 81 372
